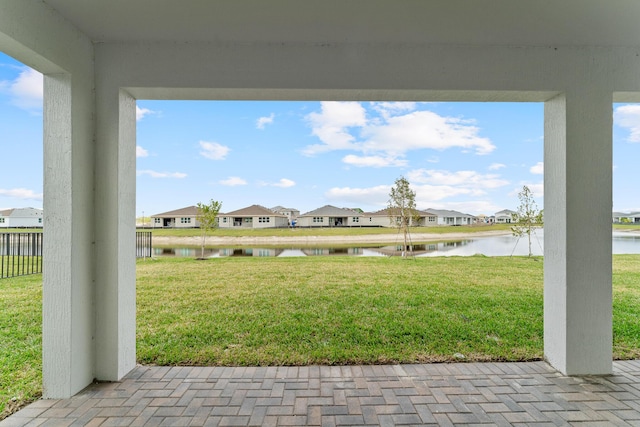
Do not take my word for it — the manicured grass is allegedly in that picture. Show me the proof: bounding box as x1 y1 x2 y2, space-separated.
145 223 513 238
3 255 640 419
136 256 545 366
0 275 42 419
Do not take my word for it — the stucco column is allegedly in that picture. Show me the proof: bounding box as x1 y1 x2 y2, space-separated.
544 90 613 375
94 87 137 380
43 74 95 398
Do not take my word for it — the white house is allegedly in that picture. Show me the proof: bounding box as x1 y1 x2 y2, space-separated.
151 206 200 228
297 205 363 227
2 0 634 400
495 209 518 224
0 208 44 228
219 204 289 229
613 212 640 224
427 209 475 226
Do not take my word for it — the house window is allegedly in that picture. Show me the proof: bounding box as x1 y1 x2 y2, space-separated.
222 217 227 223
180 217 191 224
428 216 436 222
0 218 4 223
313 217 323 223
154 218 161 224
352 217 359 223
38 218 42 223
258 217 270 223
244 217 252 223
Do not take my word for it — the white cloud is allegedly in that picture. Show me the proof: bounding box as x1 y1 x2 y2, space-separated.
362 111 495 156
530 162 544 175
0 67 43 112
137 170 187 179
407 169 509 191
272 178 296 188
0 188 43 201
342 154 408 168
219 176 247 186
371 102 417 118
136 106 157 121
489 163 506 170
199 141 230 160
325 185 391 207
614 104 640 142
136 146 149 158
258 178 297 188
303 102 495 161
303 102 367 155
256 113 275 129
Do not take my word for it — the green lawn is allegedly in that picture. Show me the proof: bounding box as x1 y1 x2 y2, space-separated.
2 255 640 419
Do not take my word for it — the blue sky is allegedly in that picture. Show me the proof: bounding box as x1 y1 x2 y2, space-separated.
1 51 639 216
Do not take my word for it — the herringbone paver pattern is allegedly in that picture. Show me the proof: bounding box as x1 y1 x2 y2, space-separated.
3 361 640 426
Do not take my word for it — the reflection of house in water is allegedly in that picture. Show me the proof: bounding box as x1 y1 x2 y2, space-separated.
218 248 285 257
301 247 362 256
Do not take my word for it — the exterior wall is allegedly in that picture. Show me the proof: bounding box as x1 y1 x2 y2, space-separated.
218 215 287 228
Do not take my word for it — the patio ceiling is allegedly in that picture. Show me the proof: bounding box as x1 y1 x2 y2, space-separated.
44 0 640 47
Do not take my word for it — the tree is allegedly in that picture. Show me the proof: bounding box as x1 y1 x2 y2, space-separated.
196 199 222 259
511 185 543 257
388 176 419 258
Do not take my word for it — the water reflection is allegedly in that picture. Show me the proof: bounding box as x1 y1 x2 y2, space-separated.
151 230 640 258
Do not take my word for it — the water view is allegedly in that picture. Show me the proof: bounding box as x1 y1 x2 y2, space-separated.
152 230 640 258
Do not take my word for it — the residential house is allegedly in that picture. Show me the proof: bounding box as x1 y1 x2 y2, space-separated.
270 206 300 225
219 204 289 229
613 212 640 224
296 205 363 227
495 209 517 224
427 209 475 226
0 207 44 228
363 208 439 227
151 206 200 228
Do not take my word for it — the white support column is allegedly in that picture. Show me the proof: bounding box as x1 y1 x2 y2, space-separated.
544 90 613 375
43 74 95 398
94 88 137 380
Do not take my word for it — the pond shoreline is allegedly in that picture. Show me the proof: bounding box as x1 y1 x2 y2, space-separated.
152 229 515 246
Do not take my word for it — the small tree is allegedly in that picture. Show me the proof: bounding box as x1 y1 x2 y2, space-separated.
388 176 419 258
511 185 543 257
196 199 222 259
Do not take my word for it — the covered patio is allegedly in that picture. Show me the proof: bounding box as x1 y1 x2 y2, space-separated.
1 0 639 418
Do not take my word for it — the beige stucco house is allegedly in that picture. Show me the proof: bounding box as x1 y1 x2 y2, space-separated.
219 204 289 229
151 206 200 228
296 205 363 227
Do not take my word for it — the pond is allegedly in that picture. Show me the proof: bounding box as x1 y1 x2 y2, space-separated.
152 230 640 258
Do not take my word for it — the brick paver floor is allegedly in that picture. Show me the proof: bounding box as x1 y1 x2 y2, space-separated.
3 361 640 426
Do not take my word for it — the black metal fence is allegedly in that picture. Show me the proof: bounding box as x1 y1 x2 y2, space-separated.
1 232 43 279
0 231 153 280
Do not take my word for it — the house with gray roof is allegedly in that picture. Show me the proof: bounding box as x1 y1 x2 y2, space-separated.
613 212 640 224
219 204 289 229
151 206 200 228
270 206 300 224
0 207 43 228
363 208 439 227
427 208 475 226
297 205 363 227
